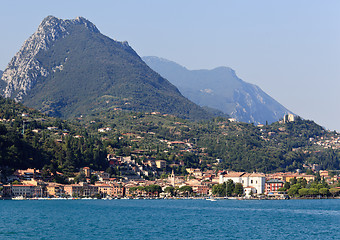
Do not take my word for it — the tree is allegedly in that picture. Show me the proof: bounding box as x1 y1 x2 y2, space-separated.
145 184 162 197
105 167 114 177
41 167 51 180
129 187 138 194
90 174 98 184
298 188 309 197
297 178 307 188
308 188 319 196
283 181 291 190
164 186 175 197
54 174 68 184
305 169 313 175
234 183 243 196
318 188 329 196
179 186 193 197
315 172 321 182
226 180 235 197
212 183 226 197
290 177 297 185
74 172 86 183
288 186 300 196
329 188 340 197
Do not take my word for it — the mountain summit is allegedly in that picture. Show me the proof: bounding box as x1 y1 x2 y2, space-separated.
1 16 99 100
0 16 211 119
143 56 292 124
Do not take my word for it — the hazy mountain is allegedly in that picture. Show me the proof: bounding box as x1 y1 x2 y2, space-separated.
143 56 292 124
0 16 211 120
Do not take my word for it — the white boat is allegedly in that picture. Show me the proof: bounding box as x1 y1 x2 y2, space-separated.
12 196 25 200
103 197 113 200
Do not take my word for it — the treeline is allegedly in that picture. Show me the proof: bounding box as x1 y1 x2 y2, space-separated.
1 94 340 178
202 118 340 172
0 96 109 177
212 180 244 197
281 177 340 198
0 123 109 176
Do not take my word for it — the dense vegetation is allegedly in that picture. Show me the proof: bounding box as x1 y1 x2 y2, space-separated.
1 95 340 180
0 97 108 178
73 109 340 174
281 176 340 198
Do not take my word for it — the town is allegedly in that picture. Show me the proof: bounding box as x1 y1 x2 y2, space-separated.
1 102 340 200
1 155 339 200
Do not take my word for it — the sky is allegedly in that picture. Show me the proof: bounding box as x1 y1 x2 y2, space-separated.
0 0 339 131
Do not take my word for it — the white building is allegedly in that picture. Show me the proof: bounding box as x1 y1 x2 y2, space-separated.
283 114 295 123
219 172 266 194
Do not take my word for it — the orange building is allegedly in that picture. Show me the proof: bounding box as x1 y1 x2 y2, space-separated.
265 179 284 194
46 183 64 197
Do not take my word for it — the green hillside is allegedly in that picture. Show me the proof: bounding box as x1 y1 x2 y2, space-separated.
1 95 339 180
75 110 340 173
8 17 211 120
0 96 109 178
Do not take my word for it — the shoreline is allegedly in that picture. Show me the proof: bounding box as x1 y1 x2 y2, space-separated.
2 196 340 201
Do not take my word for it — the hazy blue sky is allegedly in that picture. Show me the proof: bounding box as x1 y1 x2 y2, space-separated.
1 0 339 130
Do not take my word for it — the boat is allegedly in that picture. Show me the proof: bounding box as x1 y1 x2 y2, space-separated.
12 196 25 200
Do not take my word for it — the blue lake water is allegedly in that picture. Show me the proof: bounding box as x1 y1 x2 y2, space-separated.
0 199 339 240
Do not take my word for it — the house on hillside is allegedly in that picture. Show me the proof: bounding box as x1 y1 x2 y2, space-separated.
155 160 166 169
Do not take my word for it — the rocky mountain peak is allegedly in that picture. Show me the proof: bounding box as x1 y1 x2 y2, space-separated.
73 16 100 33
0 16 100 100
39 15 100 34
0 17 211 120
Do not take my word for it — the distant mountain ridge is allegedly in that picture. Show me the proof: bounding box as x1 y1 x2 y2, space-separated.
143 56 292 124
0 16 212 120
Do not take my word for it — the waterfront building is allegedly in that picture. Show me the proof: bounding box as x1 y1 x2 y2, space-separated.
63 182 98 197
46 183 64 197
11 184 35 198
112 183 125 197
244 186 257 198
219 172 266 194
265 179 284 194
96 183 113 197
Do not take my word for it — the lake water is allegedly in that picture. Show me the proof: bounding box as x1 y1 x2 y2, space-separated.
0 199 339 239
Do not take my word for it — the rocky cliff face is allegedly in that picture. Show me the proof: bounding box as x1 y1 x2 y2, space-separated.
0 16 211 120
1 16 99 101
0 70 4 90
143 56 293 124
